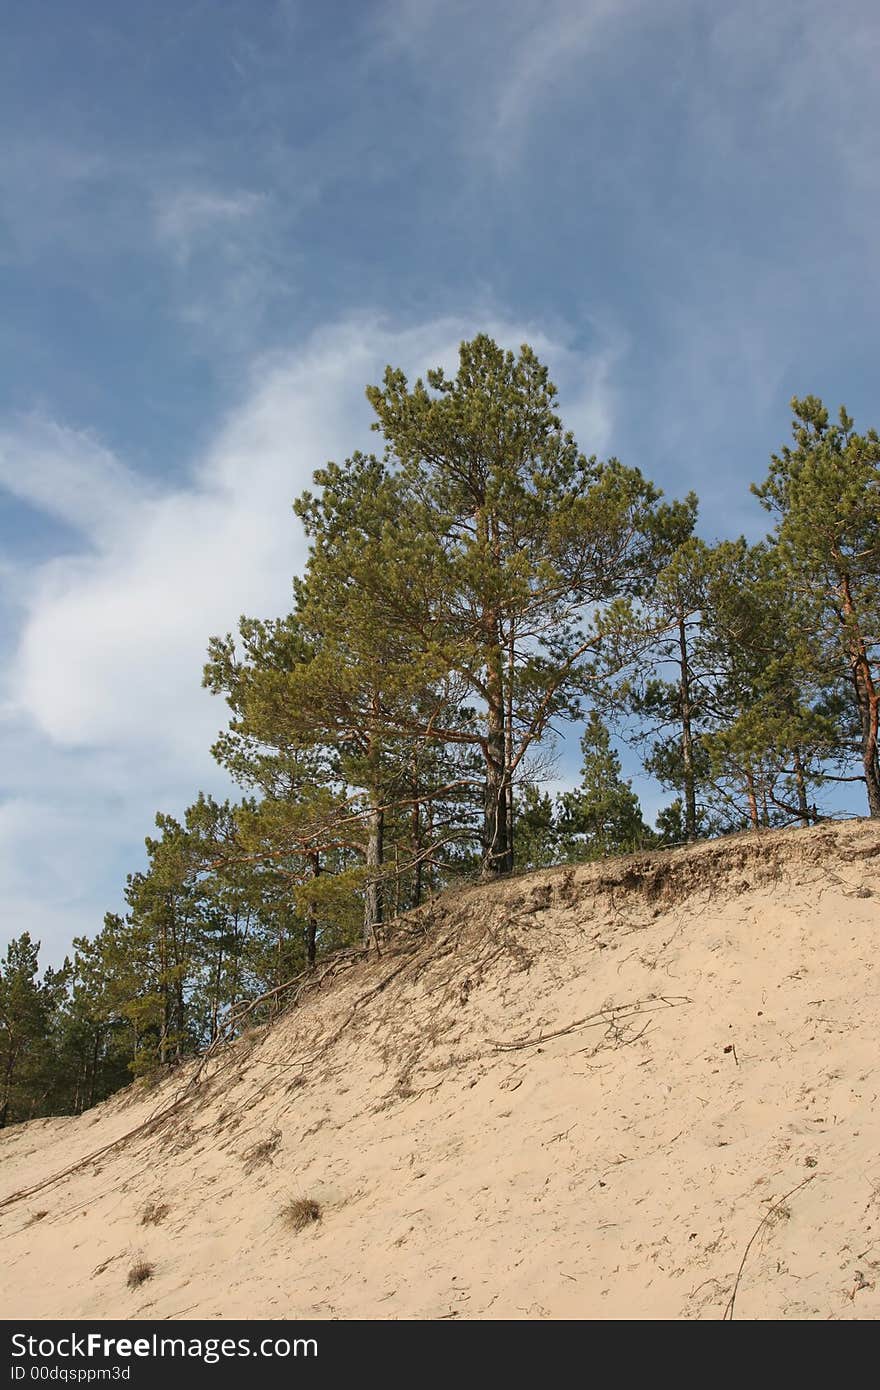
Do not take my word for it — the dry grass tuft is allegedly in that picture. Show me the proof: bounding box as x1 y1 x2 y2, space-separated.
282 1197 322 1232
242 1130 281 1174
139 1201 170 1226
127 1258 155 1289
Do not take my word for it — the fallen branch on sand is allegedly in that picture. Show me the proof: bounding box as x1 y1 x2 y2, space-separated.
490 995 691 1052
722 1175 816 1320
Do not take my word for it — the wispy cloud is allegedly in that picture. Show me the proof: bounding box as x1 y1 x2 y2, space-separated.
0 135 287 358
372 0 646 170
154 188 268 265
490 0 632 151
0 415 149 539
151 183 289 352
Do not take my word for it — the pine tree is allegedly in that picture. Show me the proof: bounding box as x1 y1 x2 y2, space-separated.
48 948 131 1115
513 786 559 870
557 714 653 859
330 335 660 876
0 934 64 1126
697 539 837 828
204 595 465 948
636 497 703 839
753 397 880 816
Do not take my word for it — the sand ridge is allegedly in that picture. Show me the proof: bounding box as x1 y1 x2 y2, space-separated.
2 818 879 1320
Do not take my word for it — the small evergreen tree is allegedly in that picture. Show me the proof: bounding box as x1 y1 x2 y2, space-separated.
557 714 654 860
753 397 880 816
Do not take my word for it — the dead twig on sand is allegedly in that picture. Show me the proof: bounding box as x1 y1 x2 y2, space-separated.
722 1176 815 1320
491 995 691 1052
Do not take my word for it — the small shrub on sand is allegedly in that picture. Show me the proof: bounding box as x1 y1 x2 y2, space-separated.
242 1130 281 1174
140 1201 170 1226
282 1197 322 1232
127 1259 155 1289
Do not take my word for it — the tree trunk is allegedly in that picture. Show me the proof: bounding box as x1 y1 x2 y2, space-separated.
858 684 880 817
410 796 423 909
171 902 186 1062
88 1027 101 1109
158 920 169 1066
363 804 384 949
677 614 697 841
793 747 811 824
306 852 320 969
210 947 224 1044
745 767 760 831
0 1043 17 1128
424 796 435 899
483 632 512 876
839 574 880 817
274 922 286 1009
228 909 249 1016
478 502 512 878
506 626 516 868
862 702 880 816
483 720 510 874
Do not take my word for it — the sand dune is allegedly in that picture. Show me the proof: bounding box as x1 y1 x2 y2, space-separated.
2 818 880 1320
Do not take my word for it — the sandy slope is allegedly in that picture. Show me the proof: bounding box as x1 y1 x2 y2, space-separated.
2 819 880 1321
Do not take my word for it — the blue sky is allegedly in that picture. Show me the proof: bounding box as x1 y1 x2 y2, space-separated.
1 0 879 962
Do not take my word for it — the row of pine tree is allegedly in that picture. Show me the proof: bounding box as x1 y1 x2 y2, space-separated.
3 337 879 1126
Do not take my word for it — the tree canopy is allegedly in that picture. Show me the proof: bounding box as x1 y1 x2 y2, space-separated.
6 363 879 1125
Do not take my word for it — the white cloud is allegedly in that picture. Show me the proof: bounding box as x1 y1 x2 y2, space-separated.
0 313 621 960
0 414 149 539
154 188 268 264
558 327 625 457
